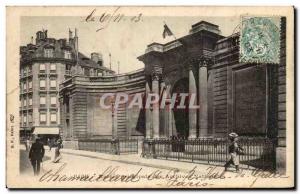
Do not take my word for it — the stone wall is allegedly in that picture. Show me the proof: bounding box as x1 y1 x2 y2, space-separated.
276 17 287 174
60 69 146 144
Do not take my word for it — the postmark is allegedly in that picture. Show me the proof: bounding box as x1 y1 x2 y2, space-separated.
239 16 281 64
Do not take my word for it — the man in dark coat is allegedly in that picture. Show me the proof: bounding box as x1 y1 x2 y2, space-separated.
29 138 45 176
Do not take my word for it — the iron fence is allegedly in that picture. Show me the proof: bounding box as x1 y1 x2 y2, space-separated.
118 138 139 154
78 139 112 154
142 137 276 170
78 138 138 155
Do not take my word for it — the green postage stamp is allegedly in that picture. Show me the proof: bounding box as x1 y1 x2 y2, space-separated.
240 16 281 64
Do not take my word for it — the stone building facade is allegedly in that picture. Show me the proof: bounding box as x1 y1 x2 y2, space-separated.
19 29 114 139
138 20 283 139
59 69 145 148
59 20 286 172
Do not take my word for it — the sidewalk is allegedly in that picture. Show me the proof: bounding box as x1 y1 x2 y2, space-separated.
60 148 248 174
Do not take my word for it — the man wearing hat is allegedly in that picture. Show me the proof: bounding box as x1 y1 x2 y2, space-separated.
224 132 244 172
29 137 45 176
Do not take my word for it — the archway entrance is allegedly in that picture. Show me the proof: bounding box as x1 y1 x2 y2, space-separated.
171 78 189 139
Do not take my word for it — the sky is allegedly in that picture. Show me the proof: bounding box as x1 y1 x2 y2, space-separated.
21 16 239 73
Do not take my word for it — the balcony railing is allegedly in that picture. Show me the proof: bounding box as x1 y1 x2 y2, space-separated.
142 137 276 171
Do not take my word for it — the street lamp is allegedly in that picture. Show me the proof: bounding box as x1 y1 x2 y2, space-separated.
149 101 153 139
165 96 171 138
111 98 115 140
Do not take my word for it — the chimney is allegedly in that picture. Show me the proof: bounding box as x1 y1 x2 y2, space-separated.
36 30 47 44
73 28 78 58
69 28 73 39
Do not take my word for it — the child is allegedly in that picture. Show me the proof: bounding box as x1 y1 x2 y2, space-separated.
224 132 244 172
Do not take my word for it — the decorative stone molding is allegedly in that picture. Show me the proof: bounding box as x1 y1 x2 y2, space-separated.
151 72 161 81
188 56 213 68
198 57 213 67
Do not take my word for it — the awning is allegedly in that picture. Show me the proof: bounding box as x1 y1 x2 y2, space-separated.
33 127 60 135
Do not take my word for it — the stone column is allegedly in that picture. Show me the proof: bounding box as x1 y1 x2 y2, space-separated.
152 74 160 139
145 81 151 139
160 81 166 138
189 64 197 138
164 86 171 139
198 59 208 136
69 95 73 138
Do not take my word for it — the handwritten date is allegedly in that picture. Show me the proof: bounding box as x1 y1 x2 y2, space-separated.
85 7 143 32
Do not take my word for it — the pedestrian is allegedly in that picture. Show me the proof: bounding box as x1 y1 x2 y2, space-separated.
28 137 45 176
24 137 28 151
224 132 244 172
57 137 62 149
25 137 31 151
47 138 51 151
50 138 62 163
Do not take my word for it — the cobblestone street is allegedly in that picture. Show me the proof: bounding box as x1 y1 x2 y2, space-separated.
18 145 277 188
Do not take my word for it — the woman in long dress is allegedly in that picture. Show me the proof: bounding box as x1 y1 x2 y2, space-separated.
50 141 57 162
51 138 62 163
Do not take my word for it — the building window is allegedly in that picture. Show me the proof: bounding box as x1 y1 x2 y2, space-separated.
44 48 53 58
84 68 89 76
23 67 27 76
40 96 46 107
39 64 46 73
39 79 46 90
28 80 32 91
29 96 32 107
97 70 103 76
50 112 57 124
64 50 72 59
28 113 32 124
50 79 56 90
19 113 22 126
65 65 71 75
50 63 56 73
39 112 46 124
90 69 94 76
23 82 27 92
23 98 27 107
28 66 32 74
50 96 56 107
23 115 27 125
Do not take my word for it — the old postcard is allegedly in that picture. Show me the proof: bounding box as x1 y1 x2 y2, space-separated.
6 6 294 189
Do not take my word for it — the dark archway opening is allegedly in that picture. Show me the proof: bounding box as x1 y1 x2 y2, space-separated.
171 78 189 140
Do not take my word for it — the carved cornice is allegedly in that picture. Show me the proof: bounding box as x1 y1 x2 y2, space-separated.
188 56 213 68
199 56 213 67
199 59 208 67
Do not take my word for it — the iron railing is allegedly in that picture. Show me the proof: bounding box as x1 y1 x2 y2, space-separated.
142 137 276 170
118 138 139 154
78 138 138 155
